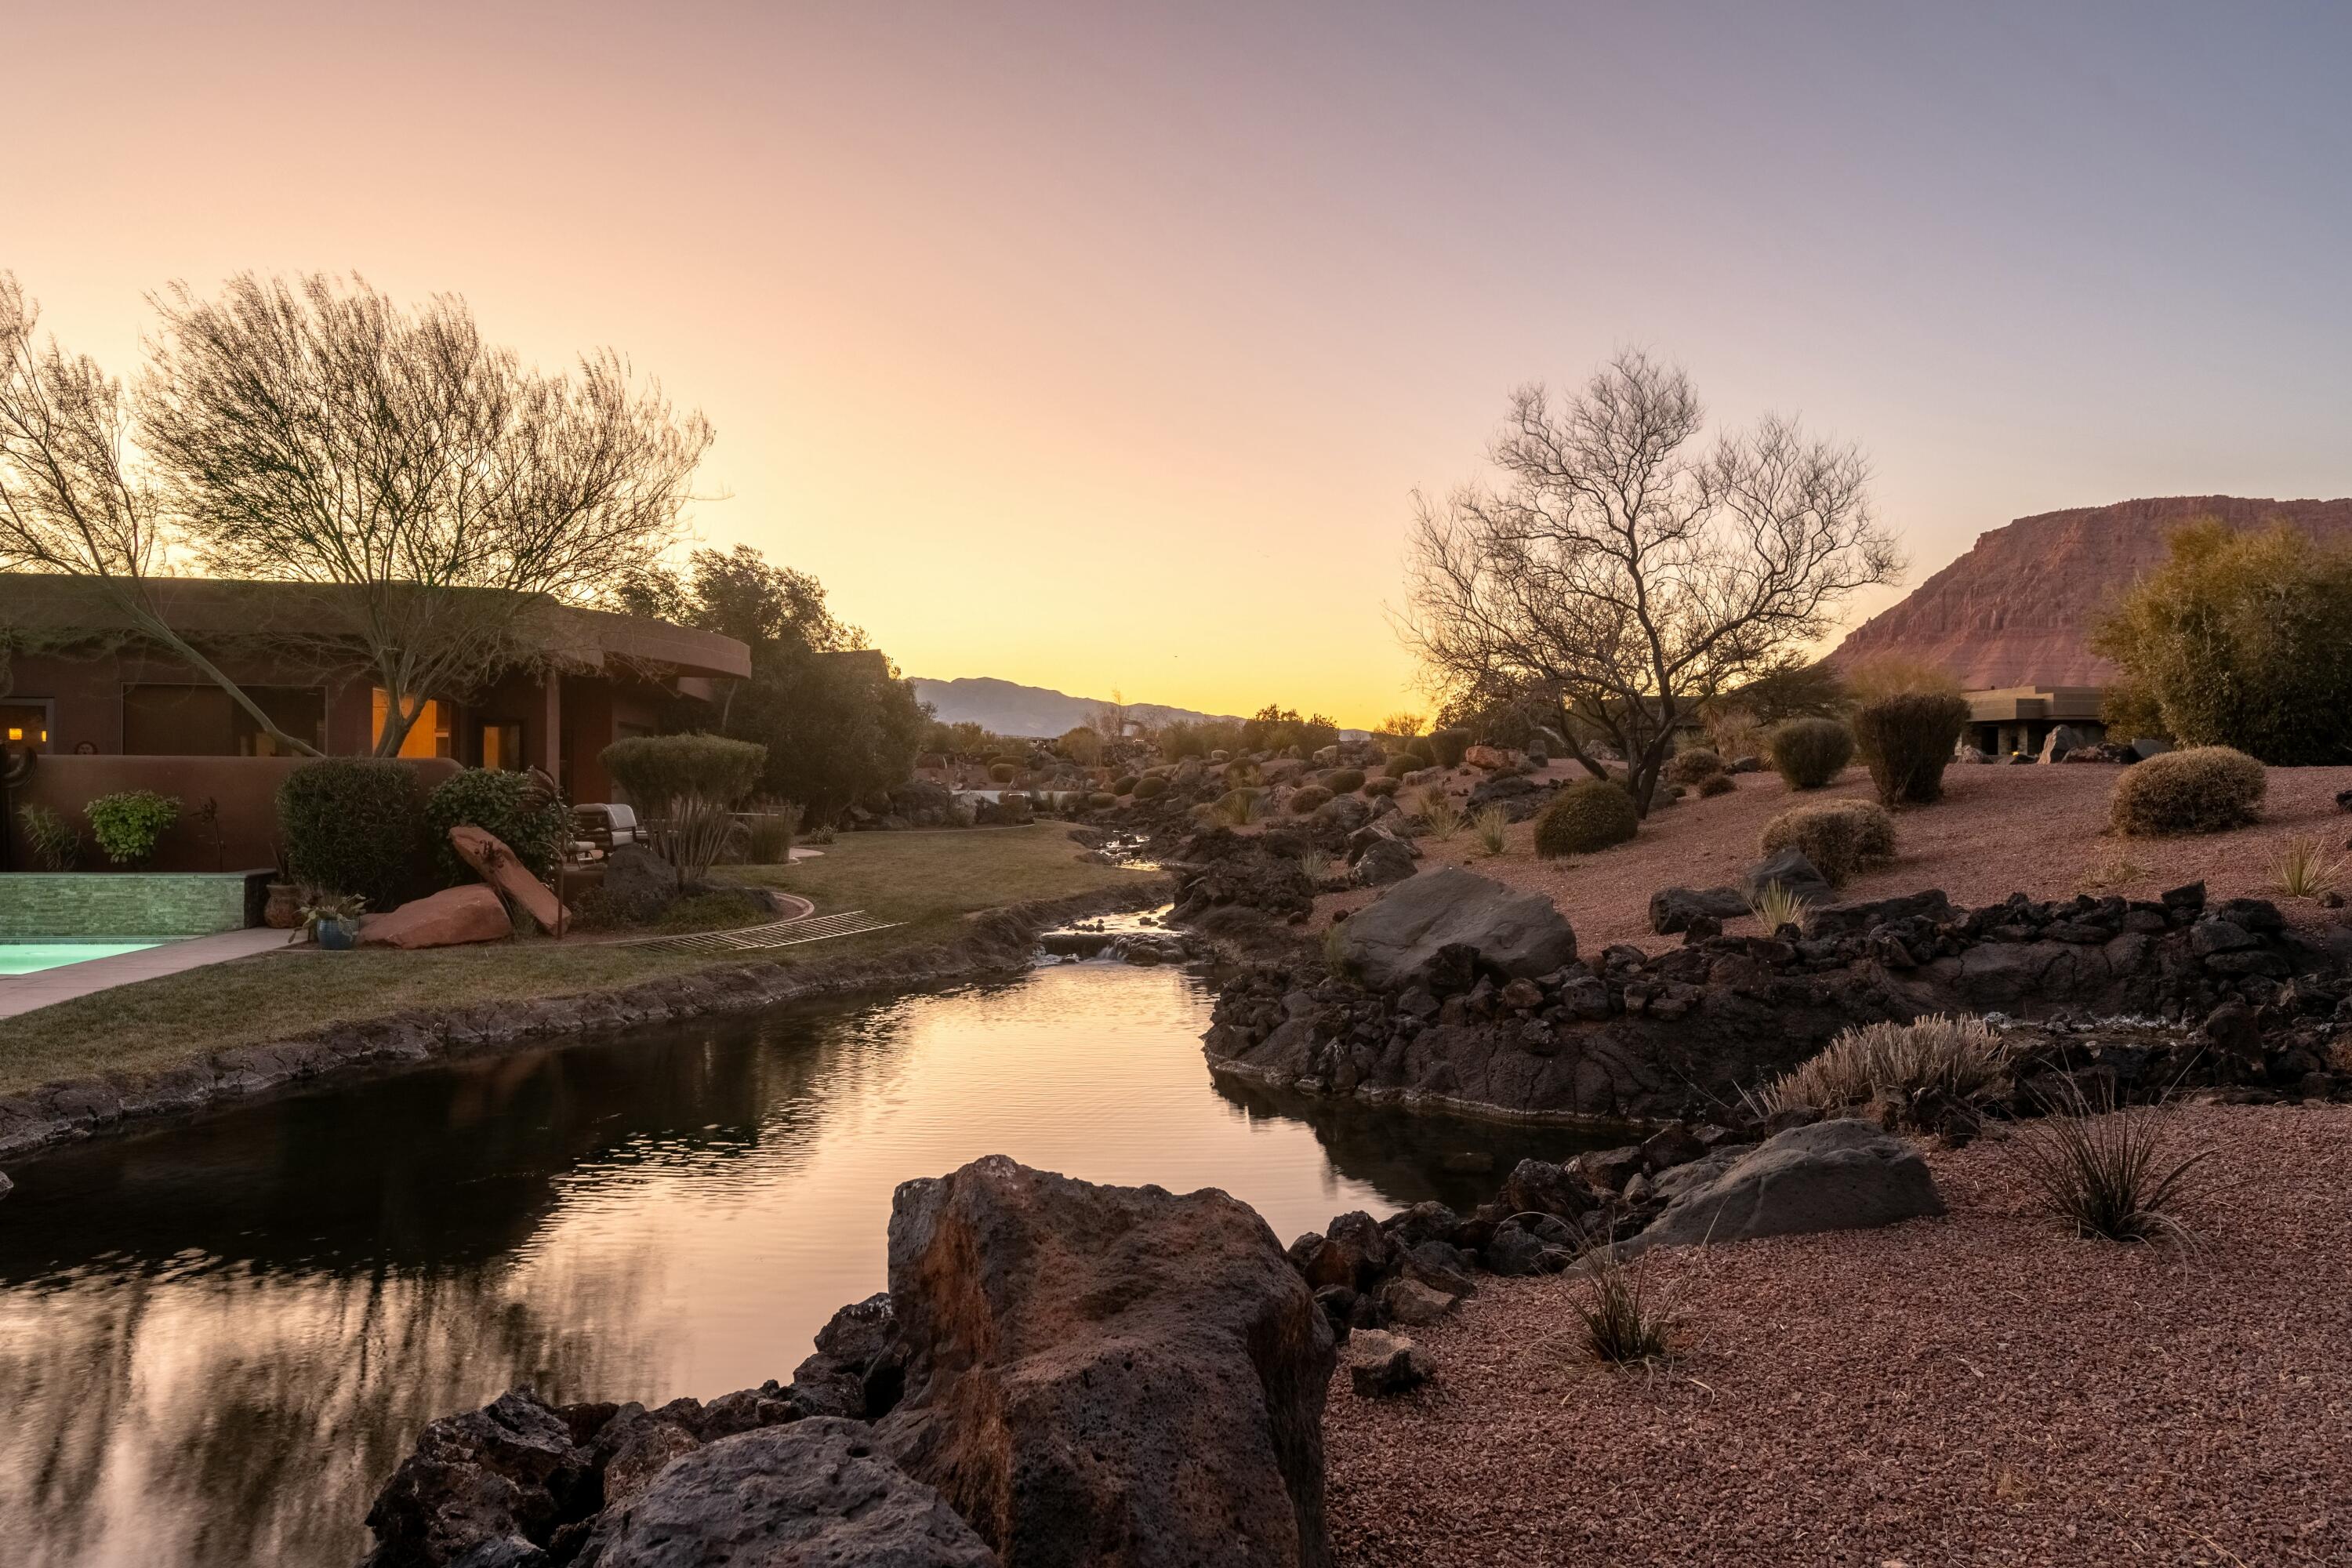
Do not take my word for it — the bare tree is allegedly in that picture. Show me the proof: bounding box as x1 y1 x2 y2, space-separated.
0 274 321 753
1399 351 1900 813
139 273 713 755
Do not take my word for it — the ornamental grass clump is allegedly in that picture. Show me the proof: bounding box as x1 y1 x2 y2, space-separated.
2009 1087 2212 1244
1759 797 1894 886
1210 786 1263 826
1744 879 1812 935
1570 1250 1679 1367
2108 746 2266 837
1297 848 1333 884
1759 1014 2009 1116
1472 804 1510 855
1767 717 1853 789
1534 778 1637 858
2270 833 2342 899
1417 788 1465 840
16 804 82 870
1851 691 1972 806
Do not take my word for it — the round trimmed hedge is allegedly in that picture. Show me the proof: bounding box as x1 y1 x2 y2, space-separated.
1852 692 1971 806
1768 717 1854 789
1289 784 1334 814
2109 746 2265 837
1759 797 1896 885
1323 768 1366 794
1428 728 1471 768
1665 748 1725 786
279 758 427 910
1534 778 1639 858
1132 774 1170 800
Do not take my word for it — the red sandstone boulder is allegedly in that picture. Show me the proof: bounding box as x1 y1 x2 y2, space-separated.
878 1156 1336 1568
359 886 513 949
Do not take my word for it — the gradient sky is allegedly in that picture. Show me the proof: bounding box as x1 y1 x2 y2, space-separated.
10 2 2351 727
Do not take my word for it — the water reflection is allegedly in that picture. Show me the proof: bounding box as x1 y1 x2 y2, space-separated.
0 962 1609 1567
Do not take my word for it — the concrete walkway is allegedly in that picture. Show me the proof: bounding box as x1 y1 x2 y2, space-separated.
0 927 287 1020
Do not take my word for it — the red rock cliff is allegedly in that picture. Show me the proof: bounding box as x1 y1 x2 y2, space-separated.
1828 495 2352 688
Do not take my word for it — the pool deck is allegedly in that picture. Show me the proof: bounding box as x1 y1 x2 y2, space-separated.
0 927 288 1020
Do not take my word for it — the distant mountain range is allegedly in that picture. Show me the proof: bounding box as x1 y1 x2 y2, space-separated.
1828 495 2352 688
909 676 1242 738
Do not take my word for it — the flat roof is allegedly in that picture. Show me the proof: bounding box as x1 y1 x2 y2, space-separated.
0 573 752 681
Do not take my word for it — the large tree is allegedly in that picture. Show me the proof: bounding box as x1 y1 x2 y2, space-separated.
140 273 712 754
615 545 926 822
0 273 321 752
1399 351 1900 813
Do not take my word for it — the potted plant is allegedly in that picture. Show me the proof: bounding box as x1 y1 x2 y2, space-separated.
294 890 367 949
263 845 303 930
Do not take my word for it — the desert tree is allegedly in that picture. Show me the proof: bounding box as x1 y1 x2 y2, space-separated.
0 273 323 752
1399 351 1900 813
140 273 712 755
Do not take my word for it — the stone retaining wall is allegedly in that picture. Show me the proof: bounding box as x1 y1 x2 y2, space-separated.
0 869 270 936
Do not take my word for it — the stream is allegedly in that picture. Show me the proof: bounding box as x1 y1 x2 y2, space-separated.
0 954 1614 1567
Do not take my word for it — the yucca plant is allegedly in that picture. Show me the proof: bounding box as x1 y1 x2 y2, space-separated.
1417 789 1465 840
1472 804 1510 855
2270 833 2341 899
1745 879 1811 934
1570 1249 1680 1367
2009 1087 2212 1243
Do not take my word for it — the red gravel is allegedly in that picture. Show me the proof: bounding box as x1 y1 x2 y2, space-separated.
1323 1102 2352 1566
1322 762 2352 954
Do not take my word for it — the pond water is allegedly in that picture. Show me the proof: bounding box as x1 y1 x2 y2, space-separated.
0 957 1610 1568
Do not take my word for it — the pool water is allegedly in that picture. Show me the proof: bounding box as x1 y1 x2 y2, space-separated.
0 941 161 976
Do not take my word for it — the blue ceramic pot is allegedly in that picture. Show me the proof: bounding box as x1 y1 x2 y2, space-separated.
315 917 359 951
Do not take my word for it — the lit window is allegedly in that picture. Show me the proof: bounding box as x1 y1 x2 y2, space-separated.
4 728 18 742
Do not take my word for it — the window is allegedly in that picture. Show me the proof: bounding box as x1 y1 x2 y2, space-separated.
480 720 524 771
369 691 453 759
124 685 325 757
1 700 51 752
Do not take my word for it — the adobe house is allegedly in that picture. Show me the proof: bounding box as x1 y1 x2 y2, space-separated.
1 574 750 804
1963 685 2106 758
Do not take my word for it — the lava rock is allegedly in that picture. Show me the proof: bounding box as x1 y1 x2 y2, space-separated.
877 1156 1334 1568
603 845 681 925
789 1293 901 1420
361 1388 592 1568
1345 1330 1435 1396
1351 837 1418 887
1648 886 1750 935
1739 848 1834 907
1378 1276 1457 1327
1337 866 1577 991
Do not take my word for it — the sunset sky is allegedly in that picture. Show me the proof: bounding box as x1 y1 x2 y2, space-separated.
11 2 2351 727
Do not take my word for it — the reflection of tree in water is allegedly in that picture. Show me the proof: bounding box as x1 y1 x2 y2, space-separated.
0 1257 659 1568
1209 1076 1626 1212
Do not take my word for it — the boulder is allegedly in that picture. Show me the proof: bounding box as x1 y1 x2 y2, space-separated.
359 885 514 949
586 1419 996 1568
1647 886 1749 935
878 1157 1335 1568
1622 1119 1945 1255
1338 867 1576 991
1463 745 1516 771
1499 1158 1593 1221
448 825 566 931
361 1388 592 1567
2036 724 2088 763
1377 1276 1457 1327
1806 889 1956 939
1465 772 1548 822
1351 837 1417 888
603 844 681 924
789 1293 900 1420
1345 1330 1434 1397
1737 848 1833 907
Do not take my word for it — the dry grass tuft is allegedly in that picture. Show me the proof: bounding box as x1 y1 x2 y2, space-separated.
1418 788 1465 840
1760 1014 2009 1116
1745 880 1813 933
1472 804 1510 855
2269 833 2341 899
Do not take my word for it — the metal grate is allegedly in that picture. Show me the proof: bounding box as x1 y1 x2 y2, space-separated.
616 909 902 955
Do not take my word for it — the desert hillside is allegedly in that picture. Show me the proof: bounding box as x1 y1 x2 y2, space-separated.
1829 494 2352 688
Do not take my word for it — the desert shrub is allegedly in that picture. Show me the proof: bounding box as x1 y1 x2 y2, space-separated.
1289 785 1333 814
1132 774 1169 801
84 790 180 868
1472 804 1509 854
1759 797 1894 885
1761 1014 2008 1116
1534 778 1638 858
1428 727 1471 767
1112 775 1141 796
988 761 1018 783
1767 717 1853 789
1404 735 1435 765
2091 519 2352 764
1664 748 1724 786
2099 678 2169 744
2108 746 2265 837
1839 653 1962 705
1323 768 1366 794
1704 710 1767 765
1697 771 1735 798
1058 725 1103 764
1381 753 1415 780
1851 691 1972 806
1088 790 1118 810
279 759 427 909
1364 776 1399 798
16 804 82 870
426 769 569 882
602 735 768 810
744 805 800 865
1298 848 1333 884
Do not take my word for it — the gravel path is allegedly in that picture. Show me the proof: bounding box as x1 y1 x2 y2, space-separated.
1323 1102 2352 1566
1322 762 2352 953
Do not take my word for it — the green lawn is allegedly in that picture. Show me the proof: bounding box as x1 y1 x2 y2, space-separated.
2 825 1158 1097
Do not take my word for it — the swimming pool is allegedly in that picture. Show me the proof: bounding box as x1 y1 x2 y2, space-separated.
0 941 164 977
